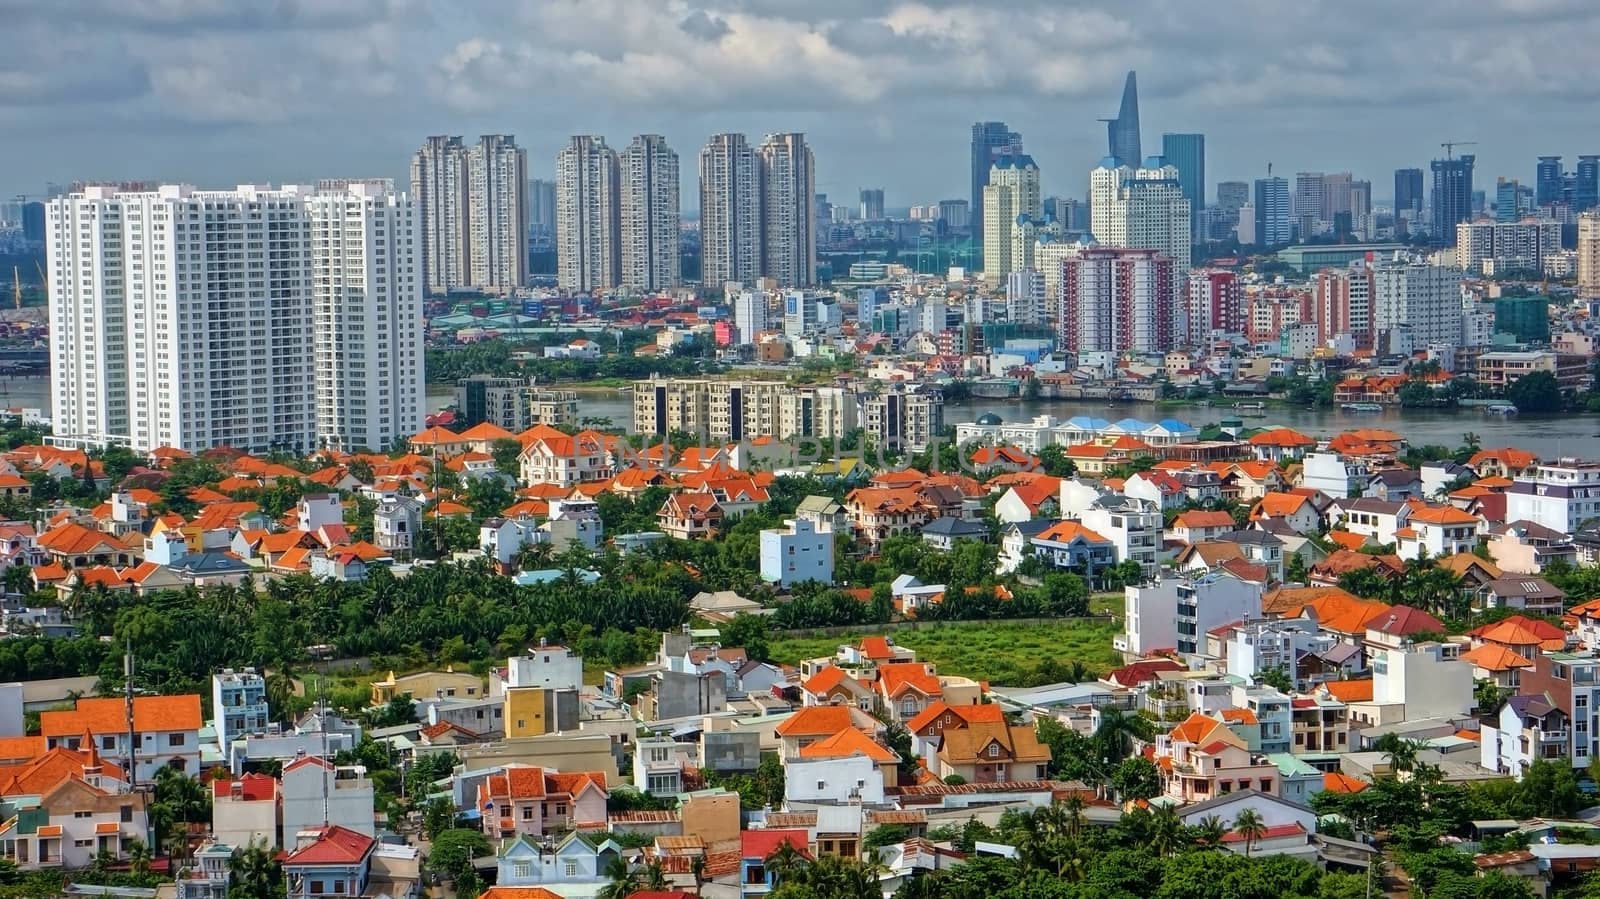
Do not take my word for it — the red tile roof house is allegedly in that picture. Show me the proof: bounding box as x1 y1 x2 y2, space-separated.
477 767 609 840
282 825 379 899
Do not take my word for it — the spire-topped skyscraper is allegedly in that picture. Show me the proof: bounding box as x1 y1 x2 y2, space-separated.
1102 71 1142 167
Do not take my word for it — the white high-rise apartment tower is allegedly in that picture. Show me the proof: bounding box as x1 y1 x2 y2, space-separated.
620 135 681 292
1088 159 1191 295
411 136 468 294
556 135 621 293
410 134 527 294
758 133 817 288
699 133 761 288
468 135 528 292
47 183 424 454
307 181 426 452
982 154 1041 286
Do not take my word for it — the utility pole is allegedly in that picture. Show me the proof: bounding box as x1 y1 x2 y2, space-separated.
124 639 136 790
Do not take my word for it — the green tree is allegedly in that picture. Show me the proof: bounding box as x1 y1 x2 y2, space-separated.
226 841 283 899
1037 445 1078 478
489 439 523 476
1111 757 1161 802
422 796 457 840
1232 808 1266 858
427 828 490 884
1504 369 1563 413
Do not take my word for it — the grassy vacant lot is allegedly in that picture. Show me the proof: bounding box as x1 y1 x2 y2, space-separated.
770 618 1123 687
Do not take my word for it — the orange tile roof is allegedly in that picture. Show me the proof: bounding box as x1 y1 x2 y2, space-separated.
1471 615 1565 650
801 666 861 697
1251 492 1311 519
1325 530 1368 551
1460 644 1533 672
905 701 1006 735
859 636 893 660
1167 712 1234 747
457 422 517 443
798 727 898 763
1320 679 1374 703
877 663 943 700
1034 520 1111 544
36 522 130 556
775 706 859 737
1408 505 1482 526
1248 428 1316 448
1172 510 1235 529
410 426 464 446
40 696 203 737
1469 448 1536 470
1220 708 1259 725
1323 772 1368 794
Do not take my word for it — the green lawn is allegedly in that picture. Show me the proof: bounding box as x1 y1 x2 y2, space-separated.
770 619 1123 688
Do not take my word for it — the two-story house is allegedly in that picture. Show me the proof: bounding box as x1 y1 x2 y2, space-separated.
934 721 1051 784
373 495 423 559
739 830 810 898
0 744 147 870
873 664 946 724
1027 521 1116 582
1396 505 1483 561
1156 713 1282 803
282 824 420 899
774 707 881 759
657 492 724 541
1169 510 1237 546
477 767 609 840
39 695 202 782
519 434 614 489
783 728 898 804
496 831 622 892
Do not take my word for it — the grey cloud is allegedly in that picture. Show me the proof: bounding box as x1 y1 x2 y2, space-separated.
680 9 732 40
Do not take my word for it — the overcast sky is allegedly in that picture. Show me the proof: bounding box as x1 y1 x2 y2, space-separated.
4 0 1596 209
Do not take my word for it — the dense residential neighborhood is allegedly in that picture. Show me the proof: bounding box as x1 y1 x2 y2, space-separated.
1 397 1600 899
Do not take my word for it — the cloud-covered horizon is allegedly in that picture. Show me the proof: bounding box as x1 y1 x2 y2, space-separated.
5 0 1597 208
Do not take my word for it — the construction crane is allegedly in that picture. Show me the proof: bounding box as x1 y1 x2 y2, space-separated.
1441 140 1478 160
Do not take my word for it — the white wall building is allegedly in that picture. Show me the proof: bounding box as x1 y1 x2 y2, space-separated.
1505 459 1600 534
47 183 422 454
733 290 767 345
1373 259 1463 347
556 135 621 293
983 155 1041 286
699 133 762 288
620 134 680 292
411 134 526 294
1117 571 1264 658
280 757 375 840
506 643 584 693
758 132 817 288
1089 159 1191 297
305 183 426 452
759 518 834 588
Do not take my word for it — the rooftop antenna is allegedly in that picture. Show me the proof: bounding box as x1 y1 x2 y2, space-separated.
319 673 331 826
1267 161 1273 178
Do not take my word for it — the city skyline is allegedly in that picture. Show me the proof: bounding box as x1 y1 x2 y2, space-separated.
6 2 1598 208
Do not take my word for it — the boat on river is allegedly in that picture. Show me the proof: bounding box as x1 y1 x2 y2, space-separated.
1484 403 1518 416
1341 403 1383 413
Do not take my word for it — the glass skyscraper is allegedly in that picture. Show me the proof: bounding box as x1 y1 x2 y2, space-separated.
1161 133 1206 211
1430 155 1475 246
970 121 1023 257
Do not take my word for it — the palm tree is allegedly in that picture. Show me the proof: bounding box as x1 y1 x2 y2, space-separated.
764 840 807 886
1149 806 1184 857
1233 808 1267 858
1372 733 1421 777
265 670 297 724
228 841 282 899
639 859 669 891
1190 814 1227 848
127 838 151 877
689 853 707 897
1093 707 1155 764
597 856 635 899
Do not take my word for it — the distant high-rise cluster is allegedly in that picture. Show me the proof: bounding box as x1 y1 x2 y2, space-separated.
47 182 424 454
698 132 818 290
970 121 1024 256
554 134 682 294
411 135 527 294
